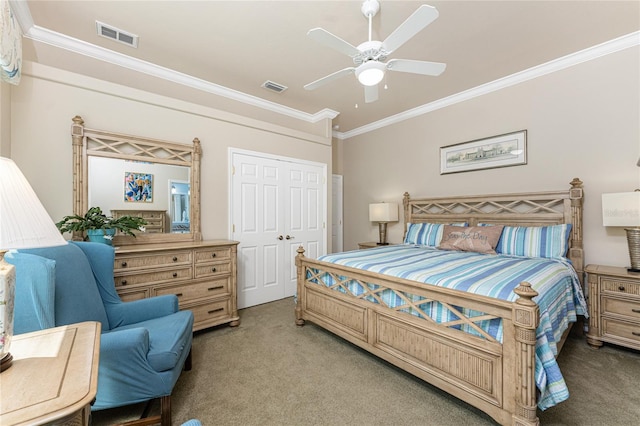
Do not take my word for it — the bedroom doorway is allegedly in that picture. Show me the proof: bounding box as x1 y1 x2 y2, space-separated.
230 149 327 309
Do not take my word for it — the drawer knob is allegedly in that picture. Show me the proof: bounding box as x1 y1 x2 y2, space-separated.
208 285 224 291
211 267 217 272
121 262 128 267
211 253 216 258
632 309 640 313
172 272 178 278
173 256 178 262
633 331 640 337
618 286 626 291
208 307 224 314
176 293 183 297
121 280 127 286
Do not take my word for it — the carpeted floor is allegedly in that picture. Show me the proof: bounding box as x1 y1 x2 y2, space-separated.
92 297 640 425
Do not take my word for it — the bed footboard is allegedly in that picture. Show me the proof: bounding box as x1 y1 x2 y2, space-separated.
295 247 540 426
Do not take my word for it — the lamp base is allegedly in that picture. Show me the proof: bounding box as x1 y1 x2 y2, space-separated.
625 228 640 273
376 242 389 246
0 352 12 372
628 267 640 274
377 222 388 245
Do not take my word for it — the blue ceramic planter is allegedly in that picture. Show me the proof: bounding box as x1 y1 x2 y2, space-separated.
86 228 116 245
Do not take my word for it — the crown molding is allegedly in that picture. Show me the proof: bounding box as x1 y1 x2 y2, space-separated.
17 21 338 124
9 0 637 138
335 31 640 140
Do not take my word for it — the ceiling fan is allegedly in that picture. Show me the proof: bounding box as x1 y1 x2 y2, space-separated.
304 0 446 103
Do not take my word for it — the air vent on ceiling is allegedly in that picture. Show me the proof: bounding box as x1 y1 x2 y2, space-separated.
261 80 288 93
96 21 138 48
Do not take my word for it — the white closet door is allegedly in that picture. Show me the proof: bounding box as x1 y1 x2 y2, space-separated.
231 150 326 309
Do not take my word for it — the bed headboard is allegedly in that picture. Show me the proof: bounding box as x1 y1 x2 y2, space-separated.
402 178 584 278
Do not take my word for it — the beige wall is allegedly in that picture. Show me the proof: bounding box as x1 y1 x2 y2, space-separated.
0 82 10 156
9 63 332 243
343 47 640 268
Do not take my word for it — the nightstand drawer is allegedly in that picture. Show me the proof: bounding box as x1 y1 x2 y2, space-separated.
602 318 640 344
602 297 640 320
600 278 640 296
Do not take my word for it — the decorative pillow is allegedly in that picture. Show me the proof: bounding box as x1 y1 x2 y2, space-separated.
404 222 467 247
495 224 572 259
438 225 504 254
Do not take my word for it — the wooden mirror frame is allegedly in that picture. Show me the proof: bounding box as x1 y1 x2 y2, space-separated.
71 115 202 245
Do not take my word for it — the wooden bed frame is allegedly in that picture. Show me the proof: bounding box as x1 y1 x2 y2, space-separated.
295 179 584 426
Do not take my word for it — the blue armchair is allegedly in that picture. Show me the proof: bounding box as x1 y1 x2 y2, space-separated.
6 241 194 426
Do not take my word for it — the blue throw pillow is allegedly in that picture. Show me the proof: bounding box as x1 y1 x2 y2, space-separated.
495 224 572 259
404 222 467 246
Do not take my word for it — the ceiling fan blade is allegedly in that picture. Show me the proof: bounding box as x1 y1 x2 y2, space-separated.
304 67 355 91
307 28 361 57
382 5 439 54
364 85 378 103
387 59 446 76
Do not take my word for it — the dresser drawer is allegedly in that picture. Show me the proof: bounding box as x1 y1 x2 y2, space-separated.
602 296 640 321
195 247 231 263
118 287 150 302
115 267 192 287
600 277 640 296
189 299 231 325
602 318 640 344
140 211 164 220
155 277 229 302
195 262 231 278
114 251 192 271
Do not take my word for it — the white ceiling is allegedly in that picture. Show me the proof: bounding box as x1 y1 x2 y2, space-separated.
14 1 640 135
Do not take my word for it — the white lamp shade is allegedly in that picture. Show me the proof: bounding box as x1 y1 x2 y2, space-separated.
602 192 640 227
0 157 67 249
356 61 386 86
369 203 398 223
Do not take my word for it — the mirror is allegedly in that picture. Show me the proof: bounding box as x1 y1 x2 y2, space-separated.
71 115 202 245
169 180 190 233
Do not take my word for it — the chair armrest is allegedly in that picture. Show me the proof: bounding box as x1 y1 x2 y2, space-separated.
107 295 179 328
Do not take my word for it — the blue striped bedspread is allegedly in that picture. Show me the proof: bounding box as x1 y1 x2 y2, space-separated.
311 244 588 410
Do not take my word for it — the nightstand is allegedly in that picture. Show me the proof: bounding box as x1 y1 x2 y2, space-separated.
358 242 394 249
585 264 640 350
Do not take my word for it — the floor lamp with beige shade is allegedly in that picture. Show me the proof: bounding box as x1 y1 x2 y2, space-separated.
0 157 67 372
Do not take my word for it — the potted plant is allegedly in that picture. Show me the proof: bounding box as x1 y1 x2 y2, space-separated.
56 207 147 245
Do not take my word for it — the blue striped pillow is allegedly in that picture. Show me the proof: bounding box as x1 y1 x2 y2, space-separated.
495 224 572 259
404 222 467 247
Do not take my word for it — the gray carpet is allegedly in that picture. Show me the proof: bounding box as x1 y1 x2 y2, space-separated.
92 297 640 425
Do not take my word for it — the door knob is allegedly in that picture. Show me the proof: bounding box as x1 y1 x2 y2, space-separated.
277 235 284 240
286 235 294 240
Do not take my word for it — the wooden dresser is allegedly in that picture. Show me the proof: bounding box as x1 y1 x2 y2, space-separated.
114 240 240 331
585 264 640 350
111 209 167 233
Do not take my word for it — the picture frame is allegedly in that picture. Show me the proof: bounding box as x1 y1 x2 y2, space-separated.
124 172 153 202
440 130 527 175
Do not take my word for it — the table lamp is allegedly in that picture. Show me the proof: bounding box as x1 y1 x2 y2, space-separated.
602 191 640 272
0 157 67 372
369 202 398 245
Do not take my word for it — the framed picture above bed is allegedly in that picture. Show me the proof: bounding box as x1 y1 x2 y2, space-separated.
440 130 527 174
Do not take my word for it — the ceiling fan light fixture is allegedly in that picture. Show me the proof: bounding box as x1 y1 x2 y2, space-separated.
356 61 385 86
